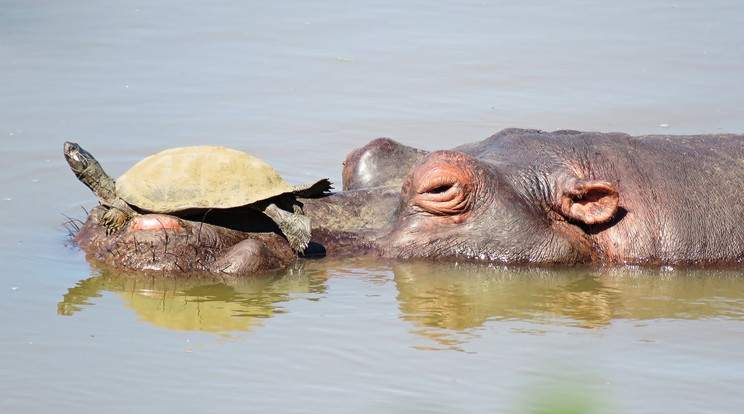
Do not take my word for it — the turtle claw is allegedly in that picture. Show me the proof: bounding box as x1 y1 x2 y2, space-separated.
101 207 131 235
261 202 312 254
280 213 311 253
285 222 311 253
104 222 125 236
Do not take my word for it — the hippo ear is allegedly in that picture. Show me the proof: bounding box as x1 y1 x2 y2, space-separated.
557 179 619 224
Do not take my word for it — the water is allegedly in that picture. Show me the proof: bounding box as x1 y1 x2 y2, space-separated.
2 1 744 412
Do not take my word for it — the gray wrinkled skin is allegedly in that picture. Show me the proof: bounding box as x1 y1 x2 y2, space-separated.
306 128 744 267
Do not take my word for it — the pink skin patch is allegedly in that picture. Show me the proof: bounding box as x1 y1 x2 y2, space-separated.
129 215 184 231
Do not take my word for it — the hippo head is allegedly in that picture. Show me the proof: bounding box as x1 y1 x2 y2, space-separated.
341 139 620 265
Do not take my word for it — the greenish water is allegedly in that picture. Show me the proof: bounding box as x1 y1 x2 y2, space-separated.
2 1 744 413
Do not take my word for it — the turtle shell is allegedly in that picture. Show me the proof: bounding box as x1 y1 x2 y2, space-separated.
116 146 296 213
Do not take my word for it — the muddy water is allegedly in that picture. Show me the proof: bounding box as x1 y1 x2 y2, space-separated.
2 1 744 413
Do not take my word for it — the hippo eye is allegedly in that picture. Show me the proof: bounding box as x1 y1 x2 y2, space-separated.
426 184 452 194
414 176 472 216
420 176 457 195
406 151 478 218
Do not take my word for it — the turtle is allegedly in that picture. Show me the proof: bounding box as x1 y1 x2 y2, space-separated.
63 142 331 252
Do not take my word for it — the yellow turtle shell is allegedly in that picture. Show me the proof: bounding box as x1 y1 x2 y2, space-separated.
115 146 296 213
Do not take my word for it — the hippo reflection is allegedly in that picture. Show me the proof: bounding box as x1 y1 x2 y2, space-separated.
59 261 744 345
69 129 744 274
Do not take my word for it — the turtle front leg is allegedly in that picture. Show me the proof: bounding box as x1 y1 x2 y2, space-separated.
101 198 138 235
257 201 311 253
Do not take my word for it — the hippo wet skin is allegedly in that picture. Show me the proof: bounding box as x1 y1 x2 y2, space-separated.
68 128 744 274
72 205 297 274
306 128 744 267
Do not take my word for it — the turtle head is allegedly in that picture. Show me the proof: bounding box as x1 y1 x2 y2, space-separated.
63 141 117 205
64 142 97 178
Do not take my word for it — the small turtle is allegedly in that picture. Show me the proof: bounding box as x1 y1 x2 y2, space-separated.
63 142 331 252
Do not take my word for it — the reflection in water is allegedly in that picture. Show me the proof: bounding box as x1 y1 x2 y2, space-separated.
60 259 744 349
59 263 328 334
393 262 744 349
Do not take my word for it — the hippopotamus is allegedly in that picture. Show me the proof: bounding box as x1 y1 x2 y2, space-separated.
68 128 744 274
72 206 297 274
